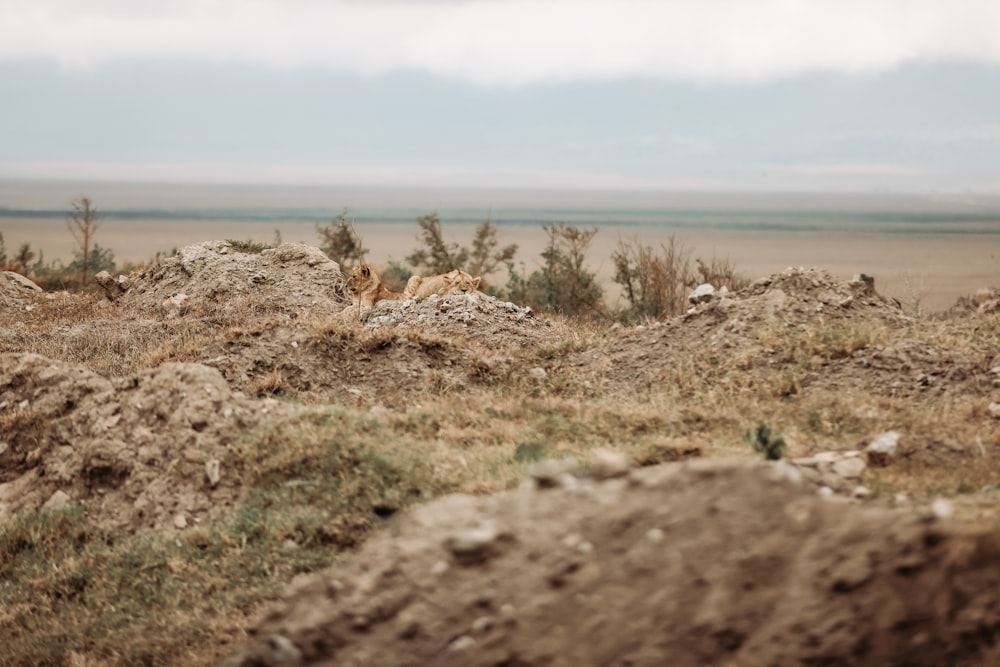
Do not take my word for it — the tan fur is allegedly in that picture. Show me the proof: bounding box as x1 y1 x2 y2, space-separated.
404 269 482 300
342 264 403 322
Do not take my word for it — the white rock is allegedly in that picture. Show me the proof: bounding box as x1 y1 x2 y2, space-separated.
589 448 632 479
687 283 716 304
988 403 1000 419
205 459 221 487
866 431 901 467
831 456 866 480
42 490 71 510
448 636 476 652
529 367 547 380
173 514 188 529
931 498 955 520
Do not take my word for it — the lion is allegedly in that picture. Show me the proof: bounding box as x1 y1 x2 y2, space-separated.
404 269 482 300
341 264 404 322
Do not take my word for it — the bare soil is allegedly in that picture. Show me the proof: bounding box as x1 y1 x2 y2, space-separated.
3 241 1000 666
223 461 1000 667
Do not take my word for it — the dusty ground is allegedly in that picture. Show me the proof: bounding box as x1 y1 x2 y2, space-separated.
223 461 1000 667
2 240 1000 666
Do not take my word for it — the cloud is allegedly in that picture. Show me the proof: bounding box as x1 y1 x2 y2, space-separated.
2 0 999 85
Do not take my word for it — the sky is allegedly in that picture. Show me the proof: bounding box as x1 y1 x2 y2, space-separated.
1 0 999 192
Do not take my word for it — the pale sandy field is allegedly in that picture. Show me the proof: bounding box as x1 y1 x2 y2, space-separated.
4 218 998 312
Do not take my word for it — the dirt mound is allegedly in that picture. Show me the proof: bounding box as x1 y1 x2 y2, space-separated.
363 291 550 344
223 459 1000 667
197 321 513 403
122 241 348 316
946 287 1000 317
569 267 982 397
0 352 276 532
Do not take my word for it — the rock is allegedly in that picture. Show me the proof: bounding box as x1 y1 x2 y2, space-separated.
931 498 955 520
866 431 901 467
162 293 191 314
852 485 872 499
831 456 866 480
851 273 876 295
448 635 476 652
527 459 579 489
443 520 509 566
687 283 716 304
205 459 221 487
95 271 131 301
589 448 632 479
528 367 547 380
973 288 996 305
989 403 1000 419
264 635 303 664
42 490 72 510
979 299 1000 315
3 271 42 292
173 514 188 529
790 451 866 496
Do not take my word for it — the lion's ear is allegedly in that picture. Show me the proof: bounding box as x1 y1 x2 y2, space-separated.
472 277 481 289
361 265 370 276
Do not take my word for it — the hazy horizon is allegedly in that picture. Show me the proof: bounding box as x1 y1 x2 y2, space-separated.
1 2 999 194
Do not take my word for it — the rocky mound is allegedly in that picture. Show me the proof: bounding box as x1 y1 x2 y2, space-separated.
121 241 348 316
569 267 991 399
223 459 1000 667
363 291 550 344
0 352 276 532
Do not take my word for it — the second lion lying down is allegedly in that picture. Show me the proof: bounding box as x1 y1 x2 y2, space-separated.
404 269 481 300
342 265 482 322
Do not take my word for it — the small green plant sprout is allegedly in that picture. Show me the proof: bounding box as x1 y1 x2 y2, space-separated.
746 422 787 460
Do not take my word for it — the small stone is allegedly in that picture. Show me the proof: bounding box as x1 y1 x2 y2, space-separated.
173 514 188 529
989 403 1000 419
646 528 665 543
444 520 507 566
528 367 547 380
431 560 450 576
770 460 803 485
852 485 872 499
974 288 995 305
589 448 632 480
448 636 476 652
471 616 494 634
205 459 221 487
266 635 302 663
688 283 716 304
866 430 901 466
42 490 71 510
831 455 866 480
527 459 579 489
931 498 954 520
162 293 191 313
282 539 299 550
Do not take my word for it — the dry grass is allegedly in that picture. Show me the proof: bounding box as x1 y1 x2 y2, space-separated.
3 281 1000 665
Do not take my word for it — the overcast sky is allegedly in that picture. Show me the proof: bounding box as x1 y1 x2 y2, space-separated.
1 0 999 192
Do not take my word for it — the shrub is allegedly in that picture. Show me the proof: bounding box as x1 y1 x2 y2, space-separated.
746 422 787 460
612 234 694 322
317 211 368 270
